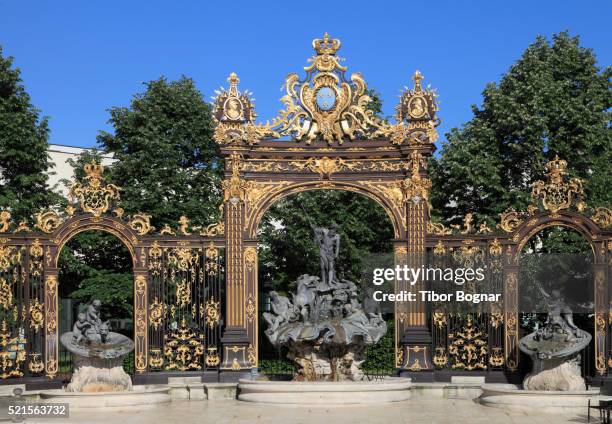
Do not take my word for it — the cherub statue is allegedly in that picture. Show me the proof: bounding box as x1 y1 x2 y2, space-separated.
86 299 102 331
72 312 91 344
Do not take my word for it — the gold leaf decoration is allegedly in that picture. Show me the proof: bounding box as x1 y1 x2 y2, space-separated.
34 211 62 233
69 161 121 217
531 155 584 213
163 319 205 371
129 213 154 235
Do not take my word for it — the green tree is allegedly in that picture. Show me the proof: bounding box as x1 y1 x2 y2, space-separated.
97 76 222 229
258 190 393 294
0 47 60 221
430 32 611 227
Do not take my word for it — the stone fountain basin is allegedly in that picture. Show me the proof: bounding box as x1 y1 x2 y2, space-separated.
238 377 411 404
479 383 602 416
39 385 171 409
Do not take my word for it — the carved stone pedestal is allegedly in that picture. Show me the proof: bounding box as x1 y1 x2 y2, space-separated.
287 340 366 381
67 356 132 393
522 355 585 391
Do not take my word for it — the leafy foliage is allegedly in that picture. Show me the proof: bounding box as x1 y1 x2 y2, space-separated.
0 46 61 222
97 76 222 229
362 320 395 374
58 230 133 319
430 32 611 227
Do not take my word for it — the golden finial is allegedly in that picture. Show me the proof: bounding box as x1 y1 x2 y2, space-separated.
412 70 423 91
227 72 240 86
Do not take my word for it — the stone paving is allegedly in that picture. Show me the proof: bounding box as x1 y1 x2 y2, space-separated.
29 398 589 424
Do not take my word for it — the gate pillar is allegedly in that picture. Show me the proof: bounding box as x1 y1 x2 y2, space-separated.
220 155 253 379
396 145 435 380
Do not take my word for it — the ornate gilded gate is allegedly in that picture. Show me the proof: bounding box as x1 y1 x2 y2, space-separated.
0 34 610 386
0 162 225 385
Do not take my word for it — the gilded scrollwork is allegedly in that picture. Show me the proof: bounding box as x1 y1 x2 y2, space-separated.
168 247 197 272
245 294 256 323
0 278 13 309
205 242 219 276
448 315 488 371
0 211 9 233
29 298 44 333
205 347 220 367
498 210 523 233
433 241 446 256
433 347 448 368
592 207 612 229
0 319 26 379
129 213 154 235
244 247 257 272
213 72 277 145
427 221 452 236
213 34 440 146
34 211 62 233
177 216 192 235
29 239 43 277
489 239 502 257
163 319 205 371
452 240 483 269
149 297 165 330
203 297 220 328
175 280 191 307
200 221 224 237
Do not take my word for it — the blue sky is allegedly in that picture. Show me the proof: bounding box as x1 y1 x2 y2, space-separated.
1 0 610 148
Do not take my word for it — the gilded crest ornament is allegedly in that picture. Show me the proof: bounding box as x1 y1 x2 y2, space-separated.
213 73 276 145
270 33 382 144
69 161 121 217
397 71 438 122
531 155 584 213
374 71 440 145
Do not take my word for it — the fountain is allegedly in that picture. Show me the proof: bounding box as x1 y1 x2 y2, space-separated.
238 224 411 403
60 300 134 392
39 300 170 409
480 287 599 415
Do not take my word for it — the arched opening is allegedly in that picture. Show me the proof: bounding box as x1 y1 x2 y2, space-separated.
518 224 594 378
57 230 134 380
256 189 395 379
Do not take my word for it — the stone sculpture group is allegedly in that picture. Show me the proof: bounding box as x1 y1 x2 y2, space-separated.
263 224 387 381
